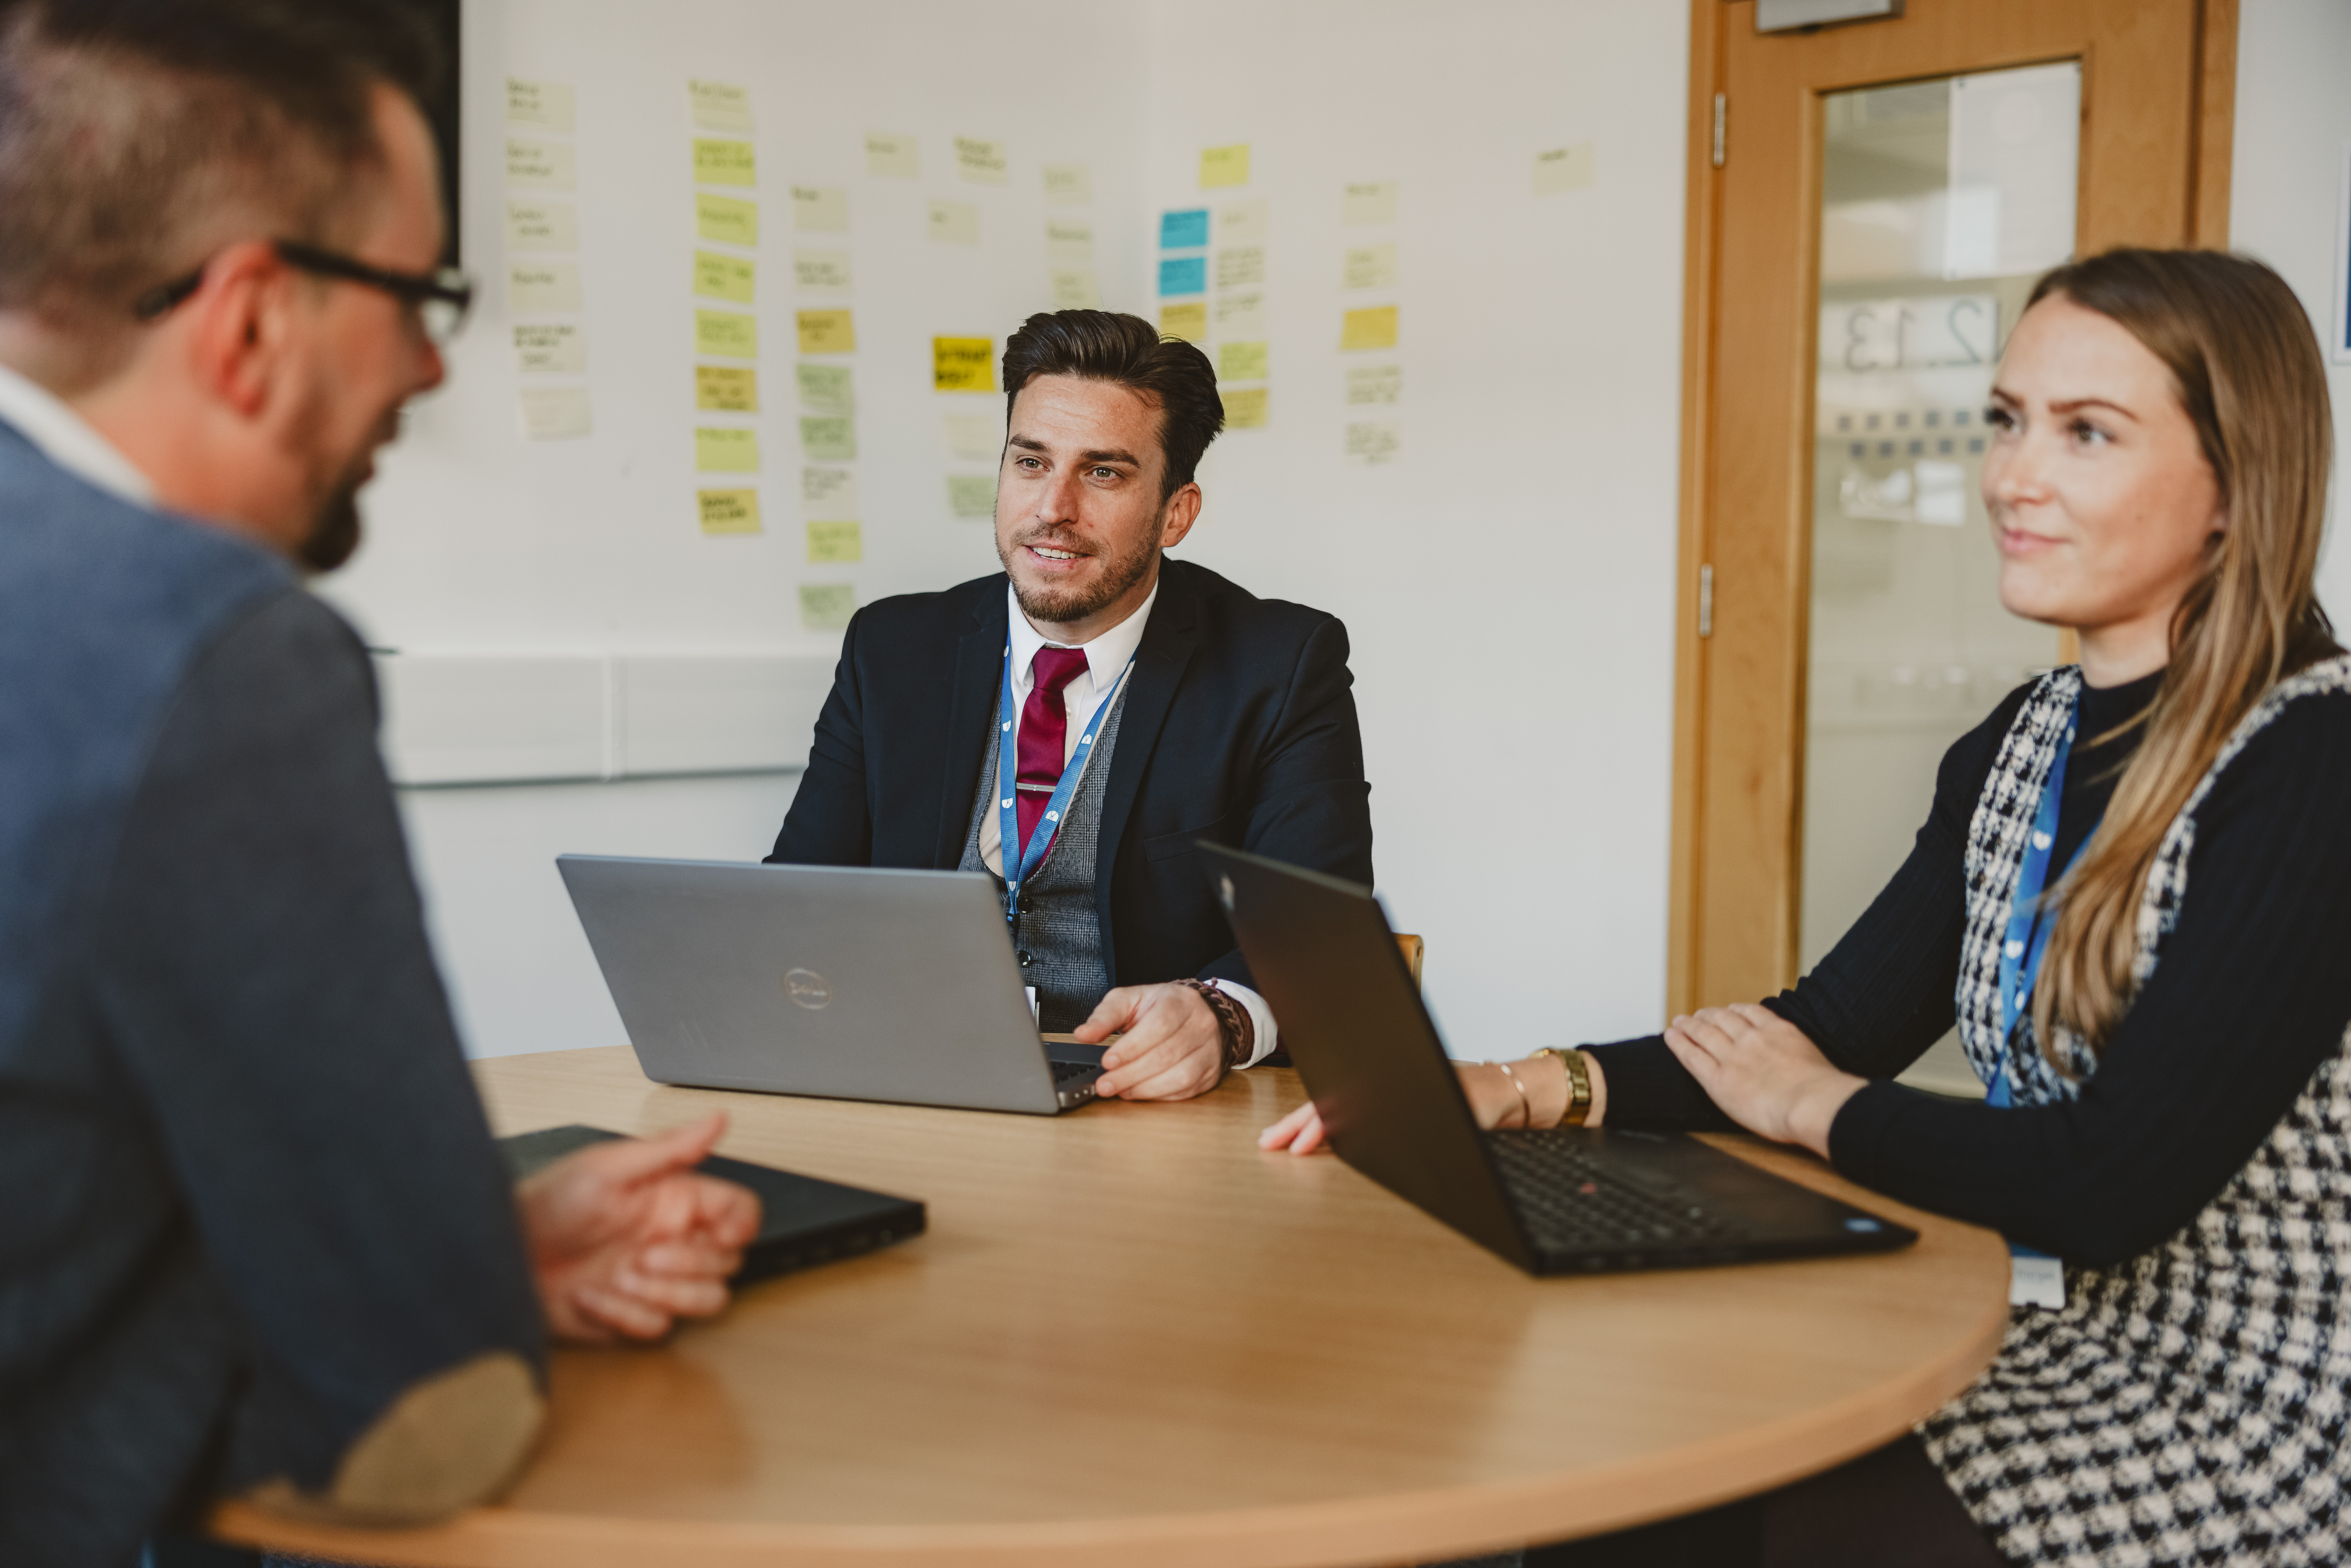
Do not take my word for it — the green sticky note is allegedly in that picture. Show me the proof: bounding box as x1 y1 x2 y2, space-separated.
799 416 855 461
799 583 859 631
946 475 997 517
695 308 757 359
696 192 758 246
695 426 759 473
796 363 854 415
693 137 756 186
806 520 863 563
693 250 755 304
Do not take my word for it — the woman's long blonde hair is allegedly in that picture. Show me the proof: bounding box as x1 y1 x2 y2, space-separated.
2031 249 2338 1068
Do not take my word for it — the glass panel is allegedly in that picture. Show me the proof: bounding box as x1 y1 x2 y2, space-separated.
1802 63 2080 1096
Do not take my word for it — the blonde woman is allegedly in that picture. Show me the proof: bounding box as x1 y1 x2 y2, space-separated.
1266 248 2350 1567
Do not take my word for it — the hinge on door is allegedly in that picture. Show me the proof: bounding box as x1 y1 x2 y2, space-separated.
1711 93 1726 168
1698 563 1715 638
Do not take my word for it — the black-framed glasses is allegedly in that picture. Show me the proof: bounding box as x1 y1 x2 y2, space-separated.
132 241 475 345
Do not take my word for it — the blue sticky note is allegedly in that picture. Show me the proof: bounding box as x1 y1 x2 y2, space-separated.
1157 255 1206 297
1159 208 1210 249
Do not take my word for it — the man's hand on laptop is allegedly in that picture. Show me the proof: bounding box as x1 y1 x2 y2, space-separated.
517 1112 762 1342
1072 983 1226 1100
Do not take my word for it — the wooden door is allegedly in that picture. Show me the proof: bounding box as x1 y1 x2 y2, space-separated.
1666 0 2236 1017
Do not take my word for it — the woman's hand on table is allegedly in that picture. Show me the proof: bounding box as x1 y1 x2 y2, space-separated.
1257 1051 1606 1155
518 1112 763 1343
1660 1004 1866 1159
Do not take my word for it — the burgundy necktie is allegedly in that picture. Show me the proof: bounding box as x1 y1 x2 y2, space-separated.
1014 646 1092 859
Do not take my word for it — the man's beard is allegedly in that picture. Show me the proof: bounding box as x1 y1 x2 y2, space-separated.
999 525 1160 626
298 474 364 573
292 405 398 576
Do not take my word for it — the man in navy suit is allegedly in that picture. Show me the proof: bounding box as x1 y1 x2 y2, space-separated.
770 311 1374 1101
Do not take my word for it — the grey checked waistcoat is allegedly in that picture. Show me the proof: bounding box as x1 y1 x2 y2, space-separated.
1920 654 2351 1566
957 688 1129 1032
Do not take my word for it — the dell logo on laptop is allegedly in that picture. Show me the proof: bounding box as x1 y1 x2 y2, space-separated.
1217 874 1236 913
782 968 833 1010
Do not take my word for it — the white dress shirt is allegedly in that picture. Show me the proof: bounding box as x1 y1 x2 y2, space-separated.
0 362 155 507
985 581 1278 1067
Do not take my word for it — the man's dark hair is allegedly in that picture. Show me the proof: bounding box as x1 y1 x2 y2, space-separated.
1001 310 1226 504
0 0 440 354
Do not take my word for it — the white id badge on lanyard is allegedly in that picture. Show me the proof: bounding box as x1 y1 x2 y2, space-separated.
2010 1254 2065 1309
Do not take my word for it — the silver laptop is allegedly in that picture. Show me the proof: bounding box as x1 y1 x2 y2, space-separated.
556 855 1107 1114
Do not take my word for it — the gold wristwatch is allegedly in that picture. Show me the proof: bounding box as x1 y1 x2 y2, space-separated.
1531 1047 1592 1127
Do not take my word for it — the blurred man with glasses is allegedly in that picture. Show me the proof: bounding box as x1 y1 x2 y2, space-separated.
0 5 759 1566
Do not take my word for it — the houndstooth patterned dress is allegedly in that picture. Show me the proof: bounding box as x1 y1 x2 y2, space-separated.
1920 654 2351 1566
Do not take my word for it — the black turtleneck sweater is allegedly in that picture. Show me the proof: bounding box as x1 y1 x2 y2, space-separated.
1587 668 2351 1265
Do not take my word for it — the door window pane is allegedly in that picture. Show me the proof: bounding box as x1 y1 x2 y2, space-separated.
1802 63 2079 1095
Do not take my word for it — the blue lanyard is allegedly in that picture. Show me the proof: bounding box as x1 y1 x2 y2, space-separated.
1987 693 2089 1108
995 645 1132 931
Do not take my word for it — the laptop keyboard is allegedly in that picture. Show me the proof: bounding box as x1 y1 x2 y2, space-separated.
1487 1132 1731 1250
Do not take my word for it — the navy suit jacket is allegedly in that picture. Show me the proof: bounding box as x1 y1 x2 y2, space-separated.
768 558 1374 990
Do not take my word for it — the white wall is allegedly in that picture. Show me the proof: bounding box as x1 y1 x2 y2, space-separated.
2231 0 2351 619
371 0 1694 1059
373 2 2347 1065
1136 0 1690 1055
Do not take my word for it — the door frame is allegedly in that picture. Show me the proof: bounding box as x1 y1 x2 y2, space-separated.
1665 0 2238 1016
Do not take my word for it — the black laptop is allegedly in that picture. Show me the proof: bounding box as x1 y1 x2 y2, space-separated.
1200 844 1916 1276
499 1125 925 1284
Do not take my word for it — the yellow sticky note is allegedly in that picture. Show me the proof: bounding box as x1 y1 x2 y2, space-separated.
1340 305 1398 352
1199 143 1250 189
800 583 860 630
693 250 755 304
794 250 852 292
696 193 757 246
954 135 1008 185
688 80 753 134
1043 163 1091 205
933 337 995 393
1215 247 1265 290
797 309 856 355
696 364 758 412
514 323 585 375
506 199 577 251
807 520 863 564
693 138 756 187
1346 421 1400 463
509 262 582 313
865 131 919 179
1343 242 1396 290
698 488 761 535
1342 180 1398 225
695 308 758 359
928 199 980 246
505 136 575 191
1159 301 1207 342
1223 386 1268 429
505 78 575 134
695 426 759 473
1050 270 1099 309
1533 143 1596 196
1217 341 1268 382
1346 364 1402 405
792 185 849 233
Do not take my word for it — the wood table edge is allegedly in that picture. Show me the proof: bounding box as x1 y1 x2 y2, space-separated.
208 1280 2006 1568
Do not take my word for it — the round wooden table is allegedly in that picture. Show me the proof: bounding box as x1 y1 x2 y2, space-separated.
214 1046 2008 1567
